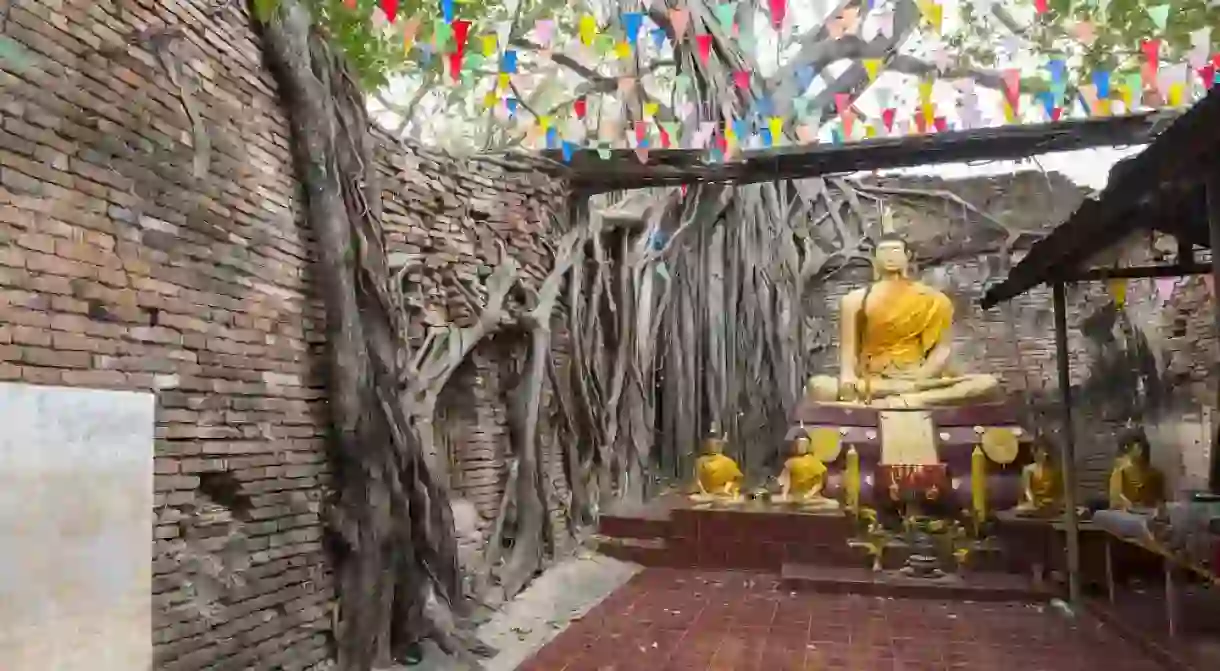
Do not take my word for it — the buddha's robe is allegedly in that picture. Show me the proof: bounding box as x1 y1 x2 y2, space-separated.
1023 463 1062 509
784 454 828 497
1109 460 1166 510
859 280 954 376
696 454 743 494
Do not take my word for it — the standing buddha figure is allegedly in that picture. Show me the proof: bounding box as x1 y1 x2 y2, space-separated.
1108 429 1166 511
690 433 744 503
806 234 999 408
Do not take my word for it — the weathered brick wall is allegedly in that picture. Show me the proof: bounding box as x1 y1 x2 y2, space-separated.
0 1 337 668
374 137 574 563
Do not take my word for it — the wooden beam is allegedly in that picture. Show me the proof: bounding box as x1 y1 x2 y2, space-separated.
1058 263 1212 282
552 110 1183 193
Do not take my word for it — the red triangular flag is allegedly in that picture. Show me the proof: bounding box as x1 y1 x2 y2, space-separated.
933 116 947 132
768 0 787 28
1200 65 1217 90
680 184 688 197
1001 68 1021 105
715 131 727 152
452 19 472 58
914 113 927 133
659 125 672 148
881 108 896 131
1141 39 1161 69
379 0 399 22
1051 107 1063 121
574 97 587 119
447 53 462 81
1034 0 1048 13
733 71 750 90
634 122 648 144
696 34 713 64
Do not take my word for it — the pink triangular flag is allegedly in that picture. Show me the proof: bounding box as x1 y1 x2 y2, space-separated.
1002 68 1021 103
670 10 690 42
1154 277 1177 304
733 71 750 90
635 147 649 163
795 124 817 143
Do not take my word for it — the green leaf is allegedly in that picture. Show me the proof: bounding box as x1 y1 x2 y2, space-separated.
252 0 281 24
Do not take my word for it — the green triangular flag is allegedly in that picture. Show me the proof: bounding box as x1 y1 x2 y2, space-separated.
714 3 737 33
433 19 452 50
739 32 756 53
594 34 614 56
793 98 812 118
661 121 681 140
830 126 843 144
675 74 692 96
1145 5 1170 32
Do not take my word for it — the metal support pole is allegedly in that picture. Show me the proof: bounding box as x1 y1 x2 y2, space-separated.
1052 281 1082 606
1207 171 1220 493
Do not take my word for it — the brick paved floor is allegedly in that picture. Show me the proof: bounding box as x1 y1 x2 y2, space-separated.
519 568 1164 671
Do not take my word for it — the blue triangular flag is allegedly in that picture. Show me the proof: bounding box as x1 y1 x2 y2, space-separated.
545 127 559 149
502 50 518 73
650 28 666 50
795 66 815 94
622 12 644 45
506 98 518 118
441 0 454 23
732 118 748 140
1093 70 1111 99
561 141 575 162
760 128 773 147
1036 91 1055 118
1047 58 1066 84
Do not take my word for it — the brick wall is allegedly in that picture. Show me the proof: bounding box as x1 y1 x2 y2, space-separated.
0 1 574 668
1 1 336 668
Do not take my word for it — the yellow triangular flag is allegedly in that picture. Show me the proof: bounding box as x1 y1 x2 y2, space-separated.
643 102 659 118
579 15 597 45
1168 82 1184 107
865 124 877 138
539 115 553 131
863 59 881 82
768 116 783 138
482 91 498 109
481 35 497 58
918 79 934 107
1002 99 1015 123
1107 278 1127 307
918 0 942 33
614 41 631 59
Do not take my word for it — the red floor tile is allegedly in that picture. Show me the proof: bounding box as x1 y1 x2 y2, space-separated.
519 567 1166 671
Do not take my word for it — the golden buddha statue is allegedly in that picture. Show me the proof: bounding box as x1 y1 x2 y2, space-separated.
775 436 840 510
1108 430 1166 511
690 434 744 503
1015 438 1063 515
806 234 999 408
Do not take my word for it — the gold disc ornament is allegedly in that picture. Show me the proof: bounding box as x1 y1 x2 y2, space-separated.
980 427 1019 465
807 427 843 463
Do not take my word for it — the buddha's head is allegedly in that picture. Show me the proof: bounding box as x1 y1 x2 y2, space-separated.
703 436 726 455
1119 429 1151 466
873 234 911 279
793 436 811 456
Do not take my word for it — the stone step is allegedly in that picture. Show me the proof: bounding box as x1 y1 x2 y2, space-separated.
780 562 1055 602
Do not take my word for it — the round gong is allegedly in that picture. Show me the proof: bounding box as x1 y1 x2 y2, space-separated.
807 427 842 463
981 427 1019 465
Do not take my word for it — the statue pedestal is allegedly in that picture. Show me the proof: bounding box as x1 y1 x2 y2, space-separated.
787 400 1032 511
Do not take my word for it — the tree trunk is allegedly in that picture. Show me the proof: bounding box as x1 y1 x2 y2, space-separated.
257 2 485 668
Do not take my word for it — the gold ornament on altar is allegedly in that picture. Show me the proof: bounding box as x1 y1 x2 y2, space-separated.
980 427 1019 465
806 426 843 463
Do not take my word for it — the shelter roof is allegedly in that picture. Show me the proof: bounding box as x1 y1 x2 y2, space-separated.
550 110 1182 193
981 89 1220 308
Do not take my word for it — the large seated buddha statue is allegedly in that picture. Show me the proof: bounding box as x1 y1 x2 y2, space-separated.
807 234 1000 408
690 433 745 503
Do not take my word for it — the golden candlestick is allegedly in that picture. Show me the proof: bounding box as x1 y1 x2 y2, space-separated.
845 446 860 513
971 446 987 526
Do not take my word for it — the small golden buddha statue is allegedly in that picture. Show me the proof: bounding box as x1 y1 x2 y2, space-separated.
775 437 840 510
806 234 999 408
690 434 744 503
1108 430 1166 511
1015 438 1063 516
